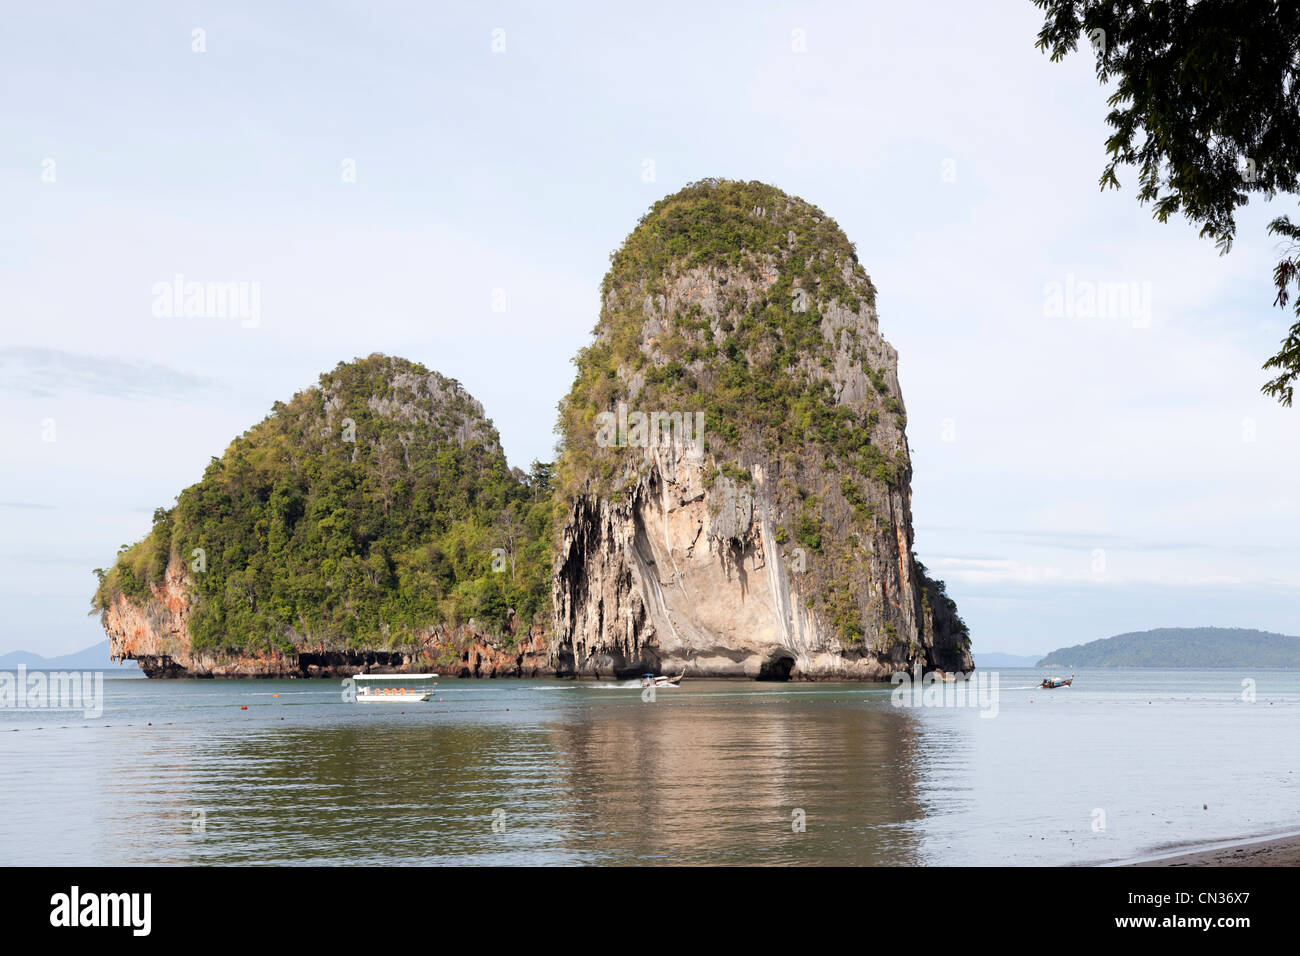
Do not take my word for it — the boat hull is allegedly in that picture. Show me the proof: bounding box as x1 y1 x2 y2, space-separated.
640 674 685 687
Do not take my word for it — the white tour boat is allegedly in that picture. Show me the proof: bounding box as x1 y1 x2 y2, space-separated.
351 673 438 703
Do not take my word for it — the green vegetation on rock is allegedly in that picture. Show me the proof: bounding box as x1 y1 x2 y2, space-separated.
557 179 895 498
92 354 555 655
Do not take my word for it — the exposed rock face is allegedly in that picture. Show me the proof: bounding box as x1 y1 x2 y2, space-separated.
104 558 550 678
104 555 199 677
552 180 970 680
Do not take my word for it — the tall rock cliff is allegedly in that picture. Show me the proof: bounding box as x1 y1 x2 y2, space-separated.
93 354 554 677
552 179 970 679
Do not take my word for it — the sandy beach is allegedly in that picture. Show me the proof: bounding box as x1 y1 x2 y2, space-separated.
1129 832 1300 867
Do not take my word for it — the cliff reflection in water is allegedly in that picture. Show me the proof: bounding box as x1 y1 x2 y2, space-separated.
543 690 929 864
10 671 1297 866
84 682 935 865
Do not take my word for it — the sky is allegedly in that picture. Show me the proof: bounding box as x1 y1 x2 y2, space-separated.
2 0 1297 658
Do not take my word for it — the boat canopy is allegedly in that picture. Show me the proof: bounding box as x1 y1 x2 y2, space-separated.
353 673 438 680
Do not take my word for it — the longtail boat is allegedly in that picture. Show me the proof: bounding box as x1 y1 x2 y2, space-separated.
640 672 684 688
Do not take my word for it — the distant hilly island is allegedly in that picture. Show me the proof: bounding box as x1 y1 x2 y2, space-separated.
1036 627 1300 669
0 640 141 673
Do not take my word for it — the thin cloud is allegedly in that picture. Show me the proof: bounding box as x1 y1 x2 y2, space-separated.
0 348 218 402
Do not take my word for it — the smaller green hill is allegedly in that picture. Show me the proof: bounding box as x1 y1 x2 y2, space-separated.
1038 627 1300 668
92 354 556 656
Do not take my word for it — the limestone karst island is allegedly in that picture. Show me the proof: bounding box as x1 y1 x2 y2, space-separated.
16 0 1300 892
92 180 971 681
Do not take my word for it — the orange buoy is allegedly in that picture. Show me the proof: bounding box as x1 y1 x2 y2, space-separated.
240 705 248 710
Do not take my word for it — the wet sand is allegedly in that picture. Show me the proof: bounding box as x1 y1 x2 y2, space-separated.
1129 832 1300 867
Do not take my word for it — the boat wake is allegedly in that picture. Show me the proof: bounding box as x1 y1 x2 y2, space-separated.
527 681 682 691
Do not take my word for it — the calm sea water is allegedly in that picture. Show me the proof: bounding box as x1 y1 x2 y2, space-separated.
1 668 1296 865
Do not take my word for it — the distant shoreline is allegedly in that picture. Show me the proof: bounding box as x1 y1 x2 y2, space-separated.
1040 627 1300 670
